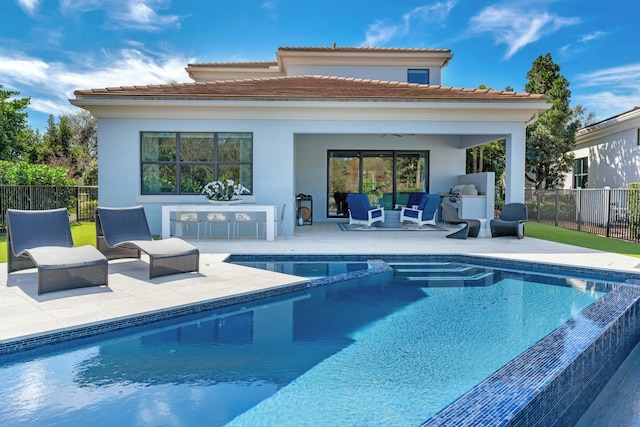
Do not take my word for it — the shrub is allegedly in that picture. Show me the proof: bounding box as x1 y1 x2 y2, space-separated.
0 161 75 186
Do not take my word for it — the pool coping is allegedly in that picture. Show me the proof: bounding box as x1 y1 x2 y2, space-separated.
2 254 640 426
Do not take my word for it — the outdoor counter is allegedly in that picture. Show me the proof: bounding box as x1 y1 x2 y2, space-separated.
161 204 277 241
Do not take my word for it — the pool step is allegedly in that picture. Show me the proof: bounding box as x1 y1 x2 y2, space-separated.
388 262 499 287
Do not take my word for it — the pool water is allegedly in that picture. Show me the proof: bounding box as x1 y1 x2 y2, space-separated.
0 261 611 426
230 260 370 279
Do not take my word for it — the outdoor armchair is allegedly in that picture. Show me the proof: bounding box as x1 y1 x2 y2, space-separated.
346 193 385 227
441 202 481 239
7 208 108 294
96 206 200 279
400 193 440 228
490 203 528 239
394 192 427 210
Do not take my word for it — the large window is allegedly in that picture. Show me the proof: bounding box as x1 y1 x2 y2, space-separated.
327 150 428 217
573 157 588 188
141 132 252 195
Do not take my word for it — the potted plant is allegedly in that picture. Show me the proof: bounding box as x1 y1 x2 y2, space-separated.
201 176 249 203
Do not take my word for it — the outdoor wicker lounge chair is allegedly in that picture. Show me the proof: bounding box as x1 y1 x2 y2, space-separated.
96 206 199 279
440 202 481 239
7 208 108 294
490 203 528 239
346 193 385 227
400 194 440 228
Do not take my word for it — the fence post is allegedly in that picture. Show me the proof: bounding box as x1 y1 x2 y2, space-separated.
536 190 541 222
605 187 611 238
75 187 80 222
554 190 559 226
577 188 582 232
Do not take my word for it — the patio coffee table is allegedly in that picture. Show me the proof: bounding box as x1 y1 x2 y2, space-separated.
376 210 403 228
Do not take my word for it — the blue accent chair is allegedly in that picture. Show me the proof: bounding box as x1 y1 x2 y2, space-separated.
394 192 427 210
400 193 441 228
346 193 385 227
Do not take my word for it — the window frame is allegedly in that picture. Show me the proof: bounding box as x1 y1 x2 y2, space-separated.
573 157 588 189
326 149 429 217
140 131 253 195
407 69 430 84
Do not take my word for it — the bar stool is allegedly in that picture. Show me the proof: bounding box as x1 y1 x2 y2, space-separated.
234 212 259 240
174 212 201 240
205 212 231 240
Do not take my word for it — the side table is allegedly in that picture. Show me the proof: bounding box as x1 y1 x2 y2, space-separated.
376 210 402 228
477 218 488 237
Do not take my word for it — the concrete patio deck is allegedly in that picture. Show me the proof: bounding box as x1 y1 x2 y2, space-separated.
2 221 639 345
2 221 640 426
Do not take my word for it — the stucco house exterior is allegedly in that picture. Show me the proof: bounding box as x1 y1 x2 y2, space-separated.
564 106 640 189
70 46 549 237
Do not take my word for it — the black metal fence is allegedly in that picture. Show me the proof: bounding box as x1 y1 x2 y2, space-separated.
0 185 98 234
525 188 640 243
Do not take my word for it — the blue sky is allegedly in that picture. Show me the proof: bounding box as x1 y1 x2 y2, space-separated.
2 0 639 131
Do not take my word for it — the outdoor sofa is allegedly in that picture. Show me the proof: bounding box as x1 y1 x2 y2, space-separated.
96 206 200 279
6 208 108 294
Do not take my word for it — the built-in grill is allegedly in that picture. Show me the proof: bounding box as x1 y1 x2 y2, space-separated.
448 184 478 203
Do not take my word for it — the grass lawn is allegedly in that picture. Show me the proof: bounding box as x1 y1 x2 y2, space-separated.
525 222 640 258
1 221 639 264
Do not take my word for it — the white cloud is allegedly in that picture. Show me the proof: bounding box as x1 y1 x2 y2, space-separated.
579 31 607 44
573 63 640 120
113 1 181 30
559 31 608 57
0 48 193 117
466 5 580 59
362 21 399 47
361 1 456 47
17 0 40 15
60 0 182 31
262 1 277 10
574 63 640 89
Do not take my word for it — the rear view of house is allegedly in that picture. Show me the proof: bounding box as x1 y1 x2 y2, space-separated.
71 46 549 236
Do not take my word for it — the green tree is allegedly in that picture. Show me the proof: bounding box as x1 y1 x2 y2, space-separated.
0 85 31 161
524 53 579 189
35 114 76 177
64 109 98 184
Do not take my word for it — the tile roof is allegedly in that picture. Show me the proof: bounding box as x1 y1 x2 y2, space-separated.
74 75 545 102
186 61 278 68
277 46 452 53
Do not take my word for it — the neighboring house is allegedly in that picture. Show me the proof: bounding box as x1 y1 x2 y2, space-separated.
565 106 640 189
71 46 549 236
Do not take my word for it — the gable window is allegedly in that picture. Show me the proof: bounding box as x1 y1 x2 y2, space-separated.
573 157 588 188
141 132 253 195
408 69 429 84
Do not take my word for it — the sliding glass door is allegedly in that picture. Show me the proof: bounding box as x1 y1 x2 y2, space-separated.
327 150 428 218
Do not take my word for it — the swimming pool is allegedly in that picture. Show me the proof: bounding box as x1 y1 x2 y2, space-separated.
1 256 638 426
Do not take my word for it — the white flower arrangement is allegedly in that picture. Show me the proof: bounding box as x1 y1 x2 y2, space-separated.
201 177 250 201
